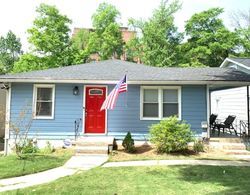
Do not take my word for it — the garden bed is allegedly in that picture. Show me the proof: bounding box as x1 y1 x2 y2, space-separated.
109 143 241 162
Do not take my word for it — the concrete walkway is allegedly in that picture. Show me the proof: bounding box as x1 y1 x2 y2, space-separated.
103 159 250 168
0 154 108 193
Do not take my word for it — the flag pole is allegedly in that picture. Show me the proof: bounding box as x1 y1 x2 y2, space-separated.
125 70 128 108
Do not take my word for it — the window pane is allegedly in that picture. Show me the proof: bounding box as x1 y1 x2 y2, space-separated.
163 103 178 117
163 89 178 102
36 102 52 116
37 88 53 101
89 89 103 95
143 89 158 102
143 103 158 117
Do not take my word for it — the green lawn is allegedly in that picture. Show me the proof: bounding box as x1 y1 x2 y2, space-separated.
0 149 73 179
4 165 250 194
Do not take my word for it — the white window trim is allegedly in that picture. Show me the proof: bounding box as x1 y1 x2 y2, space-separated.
33 84 55 120
140 86 181 120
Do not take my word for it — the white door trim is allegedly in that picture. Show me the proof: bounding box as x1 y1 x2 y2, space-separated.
83 85 108 135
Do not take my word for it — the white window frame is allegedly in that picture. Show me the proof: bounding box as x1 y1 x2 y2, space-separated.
33 84 55 120
140 86 181 120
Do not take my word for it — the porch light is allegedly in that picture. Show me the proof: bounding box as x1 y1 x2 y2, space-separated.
73 86 79 95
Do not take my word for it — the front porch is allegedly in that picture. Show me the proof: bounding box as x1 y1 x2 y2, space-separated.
208 84 250 139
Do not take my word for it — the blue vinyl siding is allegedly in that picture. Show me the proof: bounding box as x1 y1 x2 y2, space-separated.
107 85 207 138
10 83 83 139
9 83 207 140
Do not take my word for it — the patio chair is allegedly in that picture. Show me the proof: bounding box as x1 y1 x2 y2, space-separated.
209 114 218 133
214 115 237 136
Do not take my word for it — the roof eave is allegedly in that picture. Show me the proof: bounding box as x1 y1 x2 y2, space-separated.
221 58 250 70
0 78 249 86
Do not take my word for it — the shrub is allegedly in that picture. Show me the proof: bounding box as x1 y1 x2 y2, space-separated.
122 132 135 153
41 141 55 154
193 139 204 153
150 116 193 153
20 139 39 154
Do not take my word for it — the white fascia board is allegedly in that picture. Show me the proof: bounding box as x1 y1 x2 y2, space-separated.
0 79 249 86
220 58 250 70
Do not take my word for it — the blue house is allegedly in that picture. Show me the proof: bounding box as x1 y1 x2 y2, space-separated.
0 60 249 151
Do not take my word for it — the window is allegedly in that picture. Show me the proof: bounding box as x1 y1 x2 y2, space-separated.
143 89 158 117
33 84 55 119
89 89 103 95
163 89 178 118
140 86 181 120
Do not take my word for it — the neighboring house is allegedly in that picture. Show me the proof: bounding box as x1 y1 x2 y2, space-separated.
72 27 137 61
211 57 250 133
0 60 249 153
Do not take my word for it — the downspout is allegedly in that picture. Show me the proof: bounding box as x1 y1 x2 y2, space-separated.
4 83 11 155
247 85 250 136
206 84 210 138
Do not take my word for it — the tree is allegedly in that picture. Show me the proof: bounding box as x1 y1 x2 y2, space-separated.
0 31 22 73
231 9 250 56
71 29 91 63
128 0 183 67
183 8 239 67
13 3 75 73
87 3 124 60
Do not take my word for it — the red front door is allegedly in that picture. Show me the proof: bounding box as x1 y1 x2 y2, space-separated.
85 86 106 134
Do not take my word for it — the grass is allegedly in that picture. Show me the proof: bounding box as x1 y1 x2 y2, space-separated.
4 165 250 194
0 148 73 179
109 143 242 162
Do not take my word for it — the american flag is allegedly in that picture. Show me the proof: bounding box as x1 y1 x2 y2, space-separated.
100 75 127 110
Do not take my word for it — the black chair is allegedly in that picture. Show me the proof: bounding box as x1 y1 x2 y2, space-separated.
210 114 218 132
214 115 237 136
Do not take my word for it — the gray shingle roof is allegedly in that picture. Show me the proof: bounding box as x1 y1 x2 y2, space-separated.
228 57 250 68
0 60 249 83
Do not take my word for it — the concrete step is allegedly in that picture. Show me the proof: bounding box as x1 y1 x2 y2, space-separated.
222 143 246 150
210 138 243 143
230 155 250 160
75 146 108 155
224 150 250 155
72 141 110 147
76 136 114 144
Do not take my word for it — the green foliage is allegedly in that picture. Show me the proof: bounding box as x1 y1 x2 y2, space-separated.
0 31 22 73
14 3 76 73
183 8 239 67
41 141 55 154
193 139 205 153
231 9 250 56
72 29 90 51
13 53 45 73
122 132 135 153
17 139 39 154
28 3 71 55
88 2 124 60
128 0 183 66
150 116 193 153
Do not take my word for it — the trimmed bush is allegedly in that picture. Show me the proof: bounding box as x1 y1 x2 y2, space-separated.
122 132 135 153
150 116 193 153
193 139 204 153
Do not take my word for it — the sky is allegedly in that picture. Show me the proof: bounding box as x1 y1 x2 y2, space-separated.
0 0 249 51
